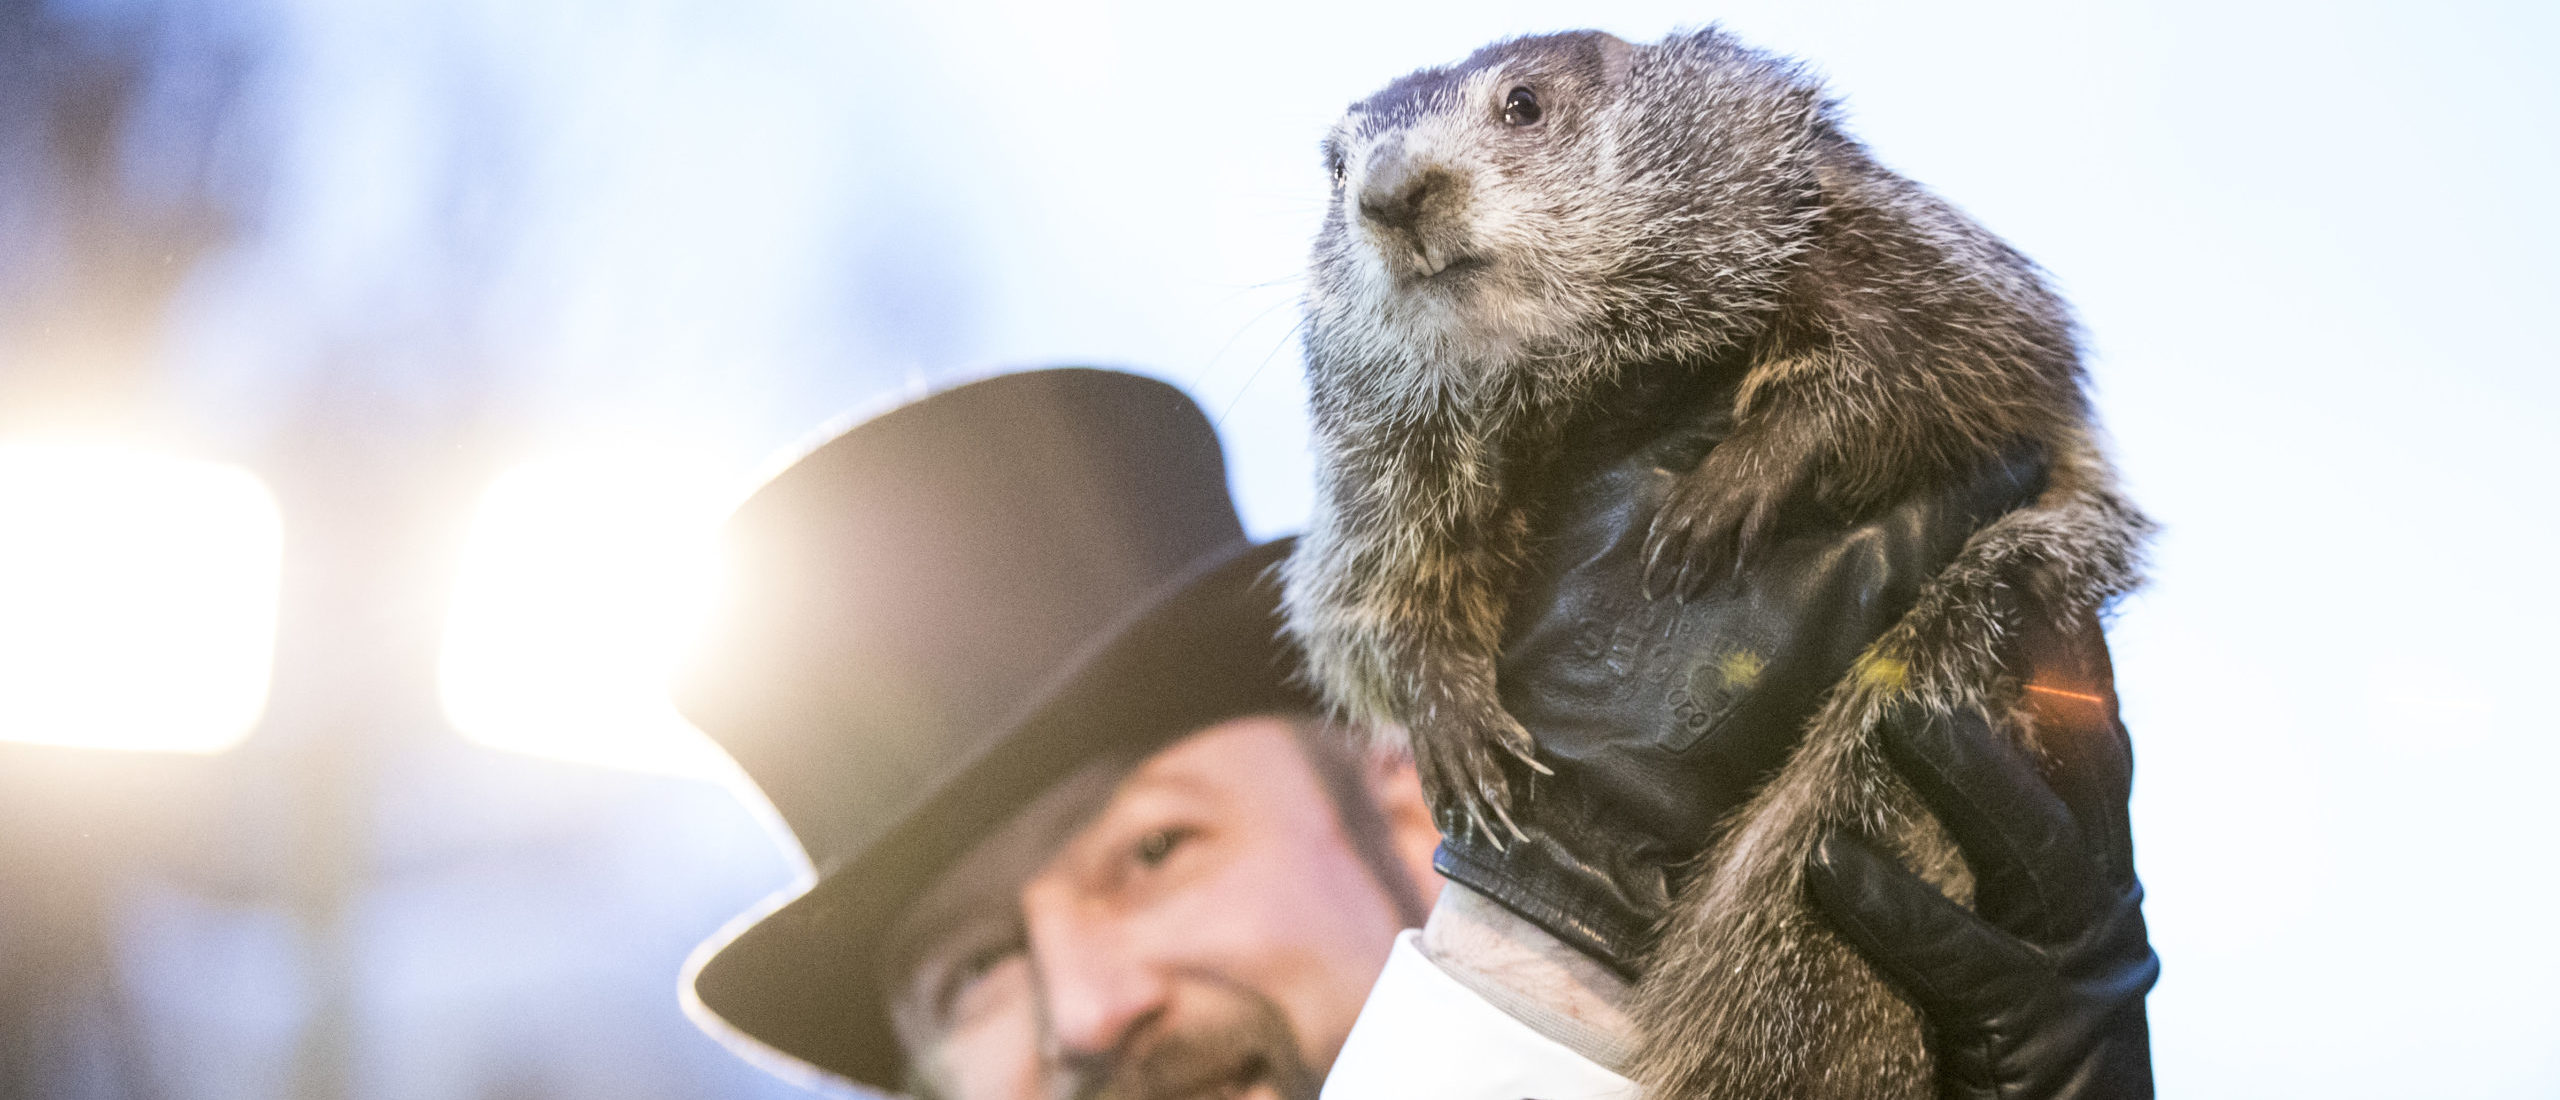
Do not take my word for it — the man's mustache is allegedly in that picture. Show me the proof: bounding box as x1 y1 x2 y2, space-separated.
1054 984 1320 1100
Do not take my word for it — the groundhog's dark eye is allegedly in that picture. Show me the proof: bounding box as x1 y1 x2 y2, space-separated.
1502 86 1542 126
1323 142 1347 188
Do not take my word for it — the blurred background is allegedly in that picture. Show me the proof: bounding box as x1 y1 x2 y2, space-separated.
0 0 2552 1097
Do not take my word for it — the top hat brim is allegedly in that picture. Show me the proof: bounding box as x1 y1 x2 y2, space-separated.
682 535 1310 1090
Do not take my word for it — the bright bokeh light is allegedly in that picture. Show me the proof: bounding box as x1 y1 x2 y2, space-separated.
0 442 282 753
438 453 735 780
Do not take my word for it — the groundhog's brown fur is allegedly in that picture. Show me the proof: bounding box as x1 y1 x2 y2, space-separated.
1279 26 2150 1098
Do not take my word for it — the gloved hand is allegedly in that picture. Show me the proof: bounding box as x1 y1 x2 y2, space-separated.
1805 613 2158 1100
1432 369 2047 972
1426 365 2157 1093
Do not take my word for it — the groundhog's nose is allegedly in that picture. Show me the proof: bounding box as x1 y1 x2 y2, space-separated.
1356 146 1457 236
1356 146 1472 277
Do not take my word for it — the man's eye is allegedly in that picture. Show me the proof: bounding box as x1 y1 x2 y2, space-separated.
1133 827 1192 869
936 943 1021 1021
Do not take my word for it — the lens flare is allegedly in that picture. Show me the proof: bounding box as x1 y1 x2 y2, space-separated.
0 442 282 754
438 454 734 780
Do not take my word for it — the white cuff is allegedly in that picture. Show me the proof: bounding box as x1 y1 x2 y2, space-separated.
1321 930 1640 1100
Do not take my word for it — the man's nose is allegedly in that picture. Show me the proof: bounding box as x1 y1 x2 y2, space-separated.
1023 892 1170 1060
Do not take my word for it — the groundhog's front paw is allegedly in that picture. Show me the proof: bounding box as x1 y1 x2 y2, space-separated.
1407 702 1545 846
1643 447 1813 601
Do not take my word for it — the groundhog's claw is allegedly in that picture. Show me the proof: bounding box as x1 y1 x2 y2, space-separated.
1406 697 1546 848
1643 444 1814 601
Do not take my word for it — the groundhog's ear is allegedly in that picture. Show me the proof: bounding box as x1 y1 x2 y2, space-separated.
1812 160 1849 217
1594 32 1636 89
1809 121 1854 210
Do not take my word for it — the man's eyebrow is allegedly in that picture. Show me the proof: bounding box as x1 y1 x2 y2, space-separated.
877 758 1137 995
1085 776 1213 822
1096 754 1239 811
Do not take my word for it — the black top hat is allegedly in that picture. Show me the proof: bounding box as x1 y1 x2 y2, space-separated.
676 368 1313 1090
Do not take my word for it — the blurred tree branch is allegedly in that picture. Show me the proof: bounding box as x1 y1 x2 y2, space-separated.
0 0 255 428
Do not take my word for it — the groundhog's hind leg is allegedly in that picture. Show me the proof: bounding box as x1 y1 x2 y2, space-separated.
1629 448 2151 1100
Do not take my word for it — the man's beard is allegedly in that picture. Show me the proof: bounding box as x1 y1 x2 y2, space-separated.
1055 978 1322 1100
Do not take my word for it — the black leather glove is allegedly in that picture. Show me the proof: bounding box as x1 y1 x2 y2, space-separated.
1428 364 2160 1094
1432 369 2047 972
1805 616 2159 1100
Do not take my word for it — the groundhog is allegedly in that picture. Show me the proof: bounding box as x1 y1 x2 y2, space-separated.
1278 26 2151 1099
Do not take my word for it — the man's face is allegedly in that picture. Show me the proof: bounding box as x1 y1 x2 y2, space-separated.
882 715 1439 1100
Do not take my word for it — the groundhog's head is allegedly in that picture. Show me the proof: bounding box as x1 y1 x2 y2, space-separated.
1305 28 1836 383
